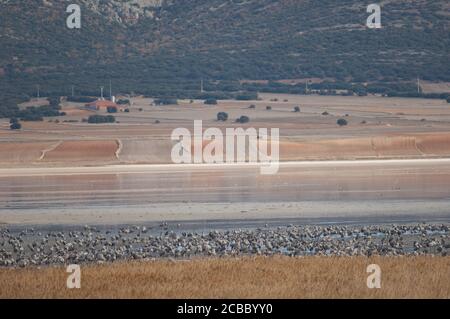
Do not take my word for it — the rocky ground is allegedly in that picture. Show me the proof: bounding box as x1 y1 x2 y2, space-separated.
0 222 449 268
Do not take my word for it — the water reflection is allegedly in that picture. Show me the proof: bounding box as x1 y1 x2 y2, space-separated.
0 165 450 209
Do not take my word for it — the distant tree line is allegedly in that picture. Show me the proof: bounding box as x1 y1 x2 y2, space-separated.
16 97 64 122
153 98 178 105
204 98 218 105
116 99 130 105
87 115 116 124
66 96 97 103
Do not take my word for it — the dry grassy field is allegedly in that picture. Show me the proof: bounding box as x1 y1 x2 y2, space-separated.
0 256 448 299
2 94 450 166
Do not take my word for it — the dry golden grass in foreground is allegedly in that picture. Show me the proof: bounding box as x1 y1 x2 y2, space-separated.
0 256 449 299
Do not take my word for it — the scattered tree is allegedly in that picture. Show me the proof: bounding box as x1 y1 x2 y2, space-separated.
107 106 117 113
154 98 178 106
87 115 116 124
337 118 348 126
10 122 21 130
235 92 258 101
117 99 130 105
67 96 96 103
294 106 300 112
204 98 218 105
217 112 229 121
236 115 250 124
266 106 272 110
47 96 61 109
20 113 43 121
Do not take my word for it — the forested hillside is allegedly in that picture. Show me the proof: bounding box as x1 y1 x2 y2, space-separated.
0 0 449 116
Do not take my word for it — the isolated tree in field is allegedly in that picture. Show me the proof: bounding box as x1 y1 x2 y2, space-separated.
322 111 329 116
10 122 21 130
294 106 300 112
107 106 117 113
217 112 228 121
248 104 256 109
337 118 348 126
266 106 272 110
236 115 250 124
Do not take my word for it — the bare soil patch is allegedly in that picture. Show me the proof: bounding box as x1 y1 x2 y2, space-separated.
42 140 119 163
0 142 56 163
